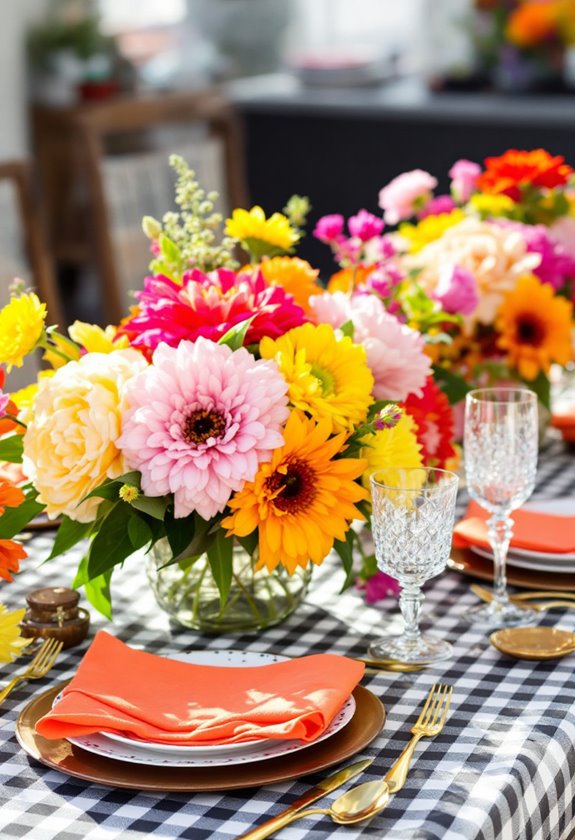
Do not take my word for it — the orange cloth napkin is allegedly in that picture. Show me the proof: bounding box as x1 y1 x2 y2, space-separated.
35 631 364 745
453 500 575 554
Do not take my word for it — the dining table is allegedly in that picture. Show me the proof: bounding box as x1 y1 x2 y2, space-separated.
0 436 574 840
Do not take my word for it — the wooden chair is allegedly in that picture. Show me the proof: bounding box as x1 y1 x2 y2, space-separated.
0 160 63 325
72 90 248 324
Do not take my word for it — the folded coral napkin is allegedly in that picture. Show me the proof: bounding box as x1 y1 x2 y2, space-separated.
453 500 575 554
35 632 364 745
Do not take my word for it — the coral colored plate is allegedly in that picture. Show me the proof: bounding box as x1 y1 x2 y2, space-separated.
16 682 385 792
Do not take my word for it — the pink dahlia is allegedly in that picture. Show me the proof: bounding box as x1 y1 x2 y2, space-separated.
117 338 289 520
120 268 307 356
309 292 431 401
378 169 438 226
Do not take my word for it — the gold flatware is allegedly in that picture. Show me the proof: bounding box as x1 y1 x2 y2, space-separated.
490 626 575 661
385 682 452 793
237 757 374 840
508 590 575 602
471 584 575 612
0 638 63 705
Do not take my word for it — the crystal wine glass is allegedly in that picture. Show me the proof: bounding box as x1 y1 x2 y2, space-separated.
463 387 538 627
369 467 459 665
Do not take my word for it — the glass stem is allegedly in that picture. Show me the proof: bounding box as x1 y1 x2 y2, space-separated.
487 512 512 606
399 585 424 643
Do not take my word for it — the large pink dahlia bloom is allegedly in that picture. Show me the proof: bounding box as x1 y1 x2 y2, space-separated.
117 338 290 520
120 268 307 356
310 292 431 402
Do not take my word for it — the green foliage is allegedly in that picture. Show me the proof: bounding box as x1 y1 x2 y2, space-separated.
218 316 256 350
0 434 24 463
333 530 356 591
206 529 234 608
0 486 44 539
47 517 93 561
432 364 471 405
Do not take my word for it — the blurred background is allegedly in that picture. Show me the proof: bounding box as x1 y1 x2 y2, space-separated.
2 0 575 342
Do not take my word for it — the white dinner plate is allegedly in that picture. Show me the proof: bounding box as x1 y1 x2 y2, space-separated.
59 650 357 768
470 545 575 574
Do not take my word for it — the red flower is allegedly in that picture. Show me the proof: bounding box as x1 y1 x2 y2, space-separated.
118 268 307 357
0 540 27 582
403 377 457 469
477 149 573 201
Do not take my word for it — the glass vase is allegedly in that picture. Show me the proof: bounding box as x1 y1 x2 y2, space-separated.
146 538 312 633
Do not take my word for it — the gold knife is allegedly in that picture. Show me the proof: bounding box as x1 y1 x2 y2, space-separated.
236 757 373 840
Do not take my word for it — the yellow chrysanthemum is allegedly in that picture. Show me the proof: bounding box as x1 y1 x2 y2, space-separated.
260 323 374 434
68 321 130 353
399 210 466 254
469 193 516 218
0 604 32 663
223 411 368 574
0 292 46 371
225 206 300 254
496 274 574 380
256 257 320 312
360 413 423 491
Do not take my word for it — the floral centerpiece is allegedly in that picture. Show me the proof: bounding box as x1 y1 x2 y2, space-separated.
314 148 575 436
473 0 575 92
0 156 445 627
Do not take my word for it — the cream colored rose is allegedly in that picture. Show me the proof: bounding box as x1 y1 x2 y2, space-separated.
406 218 540 330
23 349 147 522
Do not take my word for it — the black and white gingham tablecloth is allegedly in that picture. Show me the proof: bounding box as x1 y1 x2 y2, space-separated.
0 439 574 840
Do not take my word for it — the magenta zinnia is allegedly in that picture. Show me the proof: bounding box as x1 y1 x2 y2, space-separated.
119 268 307 356
117 338 290 520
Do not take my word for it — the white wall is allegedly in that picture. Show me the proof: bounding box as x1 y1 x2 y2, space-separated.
0 0 50 160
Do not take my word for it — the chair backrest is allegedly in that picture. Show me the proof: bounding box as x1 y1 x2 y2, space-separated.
0 160 63 390
74 91 248 325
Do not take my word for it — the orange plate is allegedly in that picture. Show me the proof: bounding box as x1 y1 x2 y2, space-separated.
16 681 385 792
449 547 575 592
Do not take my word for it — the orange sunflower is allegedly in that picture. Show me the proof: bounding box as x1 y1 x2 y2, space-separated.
0 540 27 582
247 257 320 313
496 274 573 380
222 411 368 574
477 149 573 201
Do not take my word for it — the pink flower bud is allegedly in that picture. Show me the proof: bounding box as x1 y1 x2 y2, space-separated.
313 214 345 243
348 209 385 242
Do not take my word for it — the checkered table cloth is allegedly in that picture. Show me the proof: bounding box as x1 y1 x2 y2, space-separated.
0 439 574 840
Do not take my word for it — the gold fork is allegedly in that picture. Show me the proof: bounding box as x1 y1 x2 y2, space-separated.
0 638 63 704
385 682 452 793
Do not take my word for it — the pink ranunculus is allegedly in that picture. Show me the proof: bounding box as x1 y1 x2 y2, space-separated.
378 169 438 226
418 195 457 219
309 292 431 401
313 214 345 243
361 571 401 604
120 268 307 356
348 209 385 242
117 338 290 520
433 264 480 315
449 159 481 203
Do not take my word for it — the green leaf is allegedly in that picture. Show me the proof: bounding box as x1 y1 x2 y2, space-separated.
339 320 354 339
333 530 356 592
218 315 256 350
0 434 23 463
0 486 45 539
206 529 233 608
82 471 141 502
164 511 197 559
432 365 471 405
47 516 93 560
84 569 113 620
131 494 169 521
236 530 258 557
526 370 551 411
128 516 152 550
86 502 149 579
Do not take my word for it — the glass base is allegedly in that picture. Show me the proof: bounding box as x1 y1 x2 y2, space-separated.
463 598 537 629
368 634 452 666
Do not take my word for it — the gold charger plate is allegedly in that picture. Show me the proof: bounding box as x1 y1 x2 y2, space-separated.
490 626 575 660
15 681 385 792
449 548 575 592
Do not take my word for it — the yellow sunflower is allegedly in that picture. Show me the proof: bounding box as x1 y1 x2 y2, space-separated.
0 292 46 371
0 604 32 663
225 206 300 258
360 413 423 491
496 274 573 380
260 323 374 434
398 210 465 254
256 257 320 312
223 411 368 574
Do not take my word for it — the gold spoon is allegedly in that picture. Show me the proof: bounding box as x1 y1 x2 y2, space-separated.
275 780 390 828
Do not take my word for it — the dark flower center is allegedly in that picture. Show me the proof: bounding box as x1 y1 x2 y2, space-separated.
516 316 545 346
183 409 226 445
266 459 317 513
